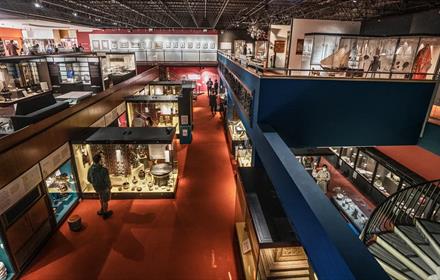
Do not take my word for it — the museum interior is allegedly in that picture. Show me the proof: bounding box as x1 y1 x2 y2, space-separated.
0 0 440 279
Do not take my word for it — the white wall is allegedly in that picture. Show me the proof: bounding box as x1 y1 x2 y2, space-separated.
288 19 361 69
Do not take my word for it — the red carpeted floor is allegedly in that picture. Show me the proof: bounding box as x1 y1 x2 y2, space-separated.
21 94 238 280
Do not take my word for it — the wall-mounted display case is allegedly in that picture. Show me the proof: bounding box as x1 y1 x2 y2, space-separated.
235 167 312 280
136 81 182 97
301 33 440 80
39 143 80 225
227 119 252 167
100 52 136 87
72 127 178 199
329 147 424 205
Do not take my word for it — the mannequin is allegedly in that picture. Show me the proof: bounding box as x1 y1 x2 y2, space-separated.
312 164 331 193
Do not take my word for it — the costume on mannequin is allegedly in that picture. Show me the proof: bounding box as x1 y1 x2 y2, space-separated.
312 165 331 193
412 44 432 80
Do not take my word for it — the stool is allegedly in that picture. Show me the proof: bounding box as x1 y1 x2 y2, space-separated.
67 215 82 232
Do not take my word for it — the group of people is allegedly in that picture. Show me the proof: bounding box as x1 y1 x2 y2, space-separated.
2 41 85 56
206 77 222 116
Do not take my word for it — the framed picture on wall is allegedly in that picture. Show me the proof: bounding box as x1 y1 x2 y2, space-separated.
202 42 208 49
187 42 193 49
165 41 171 48
101 40 109 50
146 40 152 49
131 41 140 48
209 42 216 49
173 41 178 48
140 41 146 49
92 40 100 50
119 41 129 48
195 42 200 49
154 41 163 49
111 41 118 49
296 39 304 55
180 41 185 48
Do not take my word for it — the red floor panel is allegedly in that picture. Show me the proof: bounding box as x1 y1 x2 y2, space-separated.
21 95 238 280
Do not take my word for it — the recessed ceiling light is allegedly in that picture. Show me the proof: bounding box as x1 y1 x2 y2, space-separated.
72 12 78 16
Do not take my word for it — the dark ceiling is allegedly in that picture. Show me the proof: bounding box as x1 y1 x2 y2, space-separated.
1 0 440 29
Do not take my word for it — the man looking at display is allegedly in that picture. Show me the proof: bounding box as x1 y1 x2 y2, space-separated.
87 154 113 219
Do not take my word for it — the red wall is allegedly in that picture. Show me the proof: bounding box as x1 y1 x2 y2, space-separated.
167 66 218 92
76 31 92 51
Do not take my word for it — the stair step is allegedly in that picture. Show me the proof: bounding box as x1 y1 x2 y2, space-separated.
397 225 440 266
368 243 422 280
379 232 435 275
270 260 309 272
417 219 440 255
267 269 309 279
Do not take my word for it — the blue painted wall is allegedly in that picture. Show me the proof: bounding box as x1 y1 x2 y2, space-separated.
419 123 440 156
258 78 435 147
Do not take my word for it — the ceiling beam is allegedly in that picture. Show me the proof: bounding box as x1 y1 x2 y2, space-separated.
212 0 230 28
184 0 199 27
154 0 184 27
112 0 167 27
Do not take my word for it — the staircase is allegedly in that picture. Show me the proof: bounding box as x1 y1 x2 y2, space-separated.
259 247 312 280
361 180 440 280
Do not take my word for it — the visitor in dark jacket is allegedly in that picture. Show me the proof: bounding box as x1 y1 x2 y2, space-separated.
206 78 213 94
209 91 217 116
213 79 219 94
87 153 113 219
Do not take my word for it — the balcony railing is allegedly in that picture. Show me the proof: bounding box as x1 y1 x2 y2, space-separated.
219 51 440 81
107 49 217 63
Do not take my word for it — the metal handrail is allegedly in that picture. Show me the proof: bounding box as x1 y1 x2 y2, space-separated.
360 179 440 243
218 51 440 81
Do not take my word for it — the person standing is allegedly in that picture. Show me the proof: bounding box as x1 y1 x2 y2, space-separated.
6 41 18 56
312 164 331 193
206 78 213 95
87 153 113 219
213 79 219 94
209 90 217 116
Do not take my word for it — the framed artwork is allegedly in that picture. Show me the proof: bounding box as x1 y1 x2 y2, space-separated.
296 39 304 55
119 41 129 48
111 41 118 49
131 41 140 48
140 41 146 49
165 41 171 48
209 42 216 49
187 42 193 49
146 40 152 49
180 41 185 48
154 41 163 49
92 40 100 50
202 42 208 49
101 40 109 50
195 42 200 49
173 41 178 48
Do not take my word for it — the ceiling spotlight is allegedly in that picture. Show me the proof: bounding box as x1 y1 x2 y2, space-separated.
72 12 78 17
34 2 42 8
113 22 118 25
352 0 357 2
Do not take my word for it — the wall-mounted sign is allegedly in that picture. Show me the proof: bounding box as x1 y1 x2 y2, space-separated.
274 40 286 53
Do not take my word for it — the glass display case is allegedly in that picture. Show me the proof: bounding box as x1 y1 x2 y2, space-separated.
72 127 178 199
126 95 179 132
101 52 136 87
46 54 104 94
235 167 311 280
0 56 52 105
340 147 358 167
355 151 376 182
254 41 268 62
234 40 246 57
373 164 401 197
0 236 15 280
43 160 79 223
301 33 440 80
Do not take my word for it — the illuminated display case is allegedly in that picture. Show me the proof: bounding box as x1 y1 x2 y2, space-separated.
301 33 440 80
0 56 52 108
235 167 312 280
46 53 104 94
72 127 178 199
39 143 80 224
329 147 424 205
227 119 252 167
100 52 136 87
